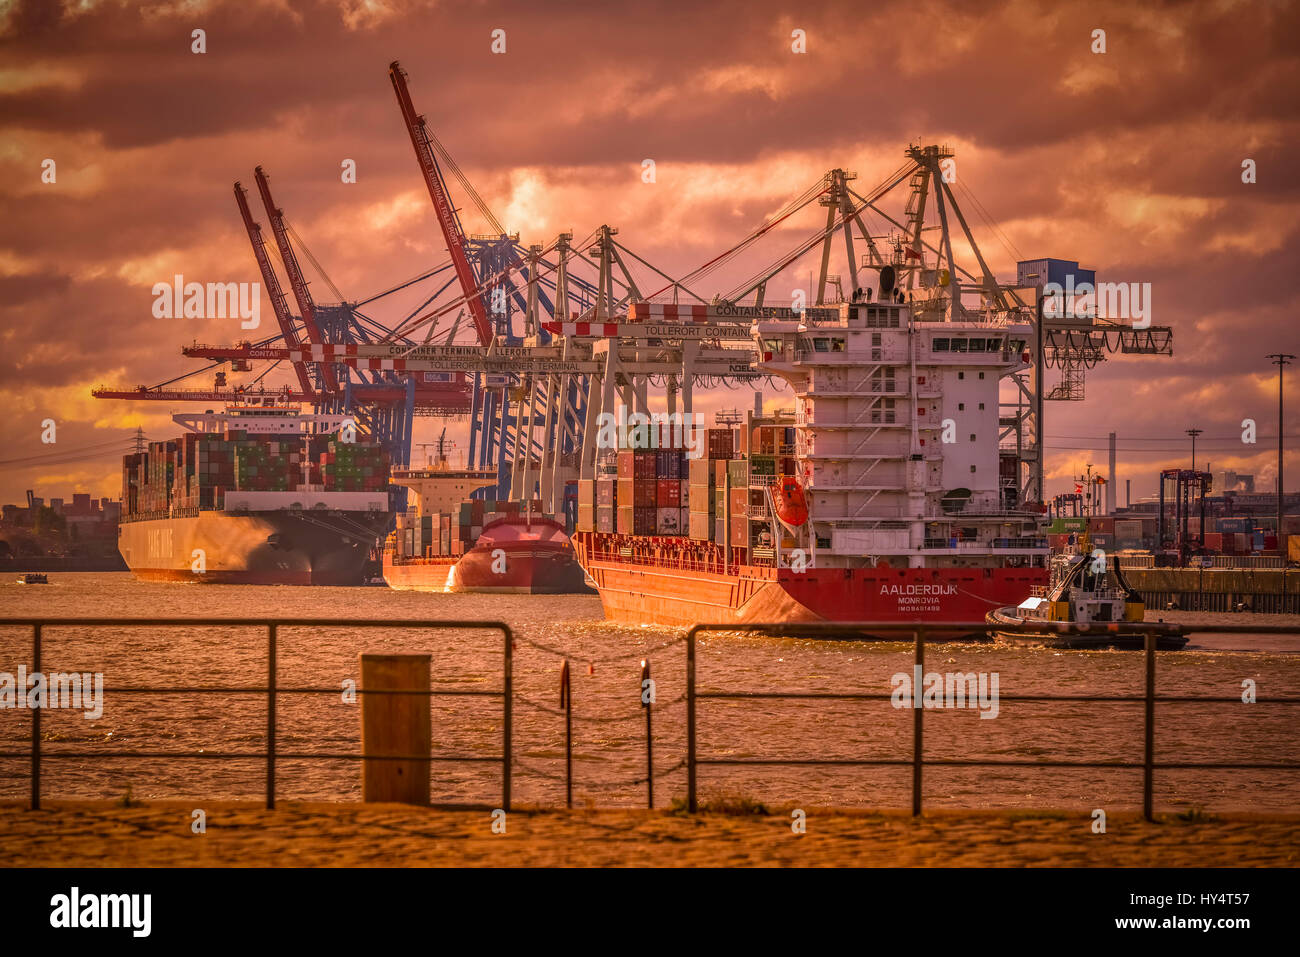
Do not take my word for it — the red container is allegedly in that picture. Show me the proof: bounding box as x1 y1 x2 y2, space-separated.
617 506 633 535
656 478 680 507
634 480 657 508
729 517 748 548
634 450 656 479
707 428 734 459
633 505 657 536
729 488 749 515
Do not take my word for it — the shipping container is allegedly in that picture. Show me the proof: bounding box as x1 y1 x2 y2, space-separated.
596 505 615 534
596 479 616 506
617 451 635 479
655 507 683 535
634 505 657 536
688 457 714 488
689 511 712 541
656 479 681 508
729 516 748 548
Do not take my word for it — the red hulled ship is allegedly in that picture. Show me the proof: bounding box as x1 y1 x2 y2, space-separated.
572 297 1050 631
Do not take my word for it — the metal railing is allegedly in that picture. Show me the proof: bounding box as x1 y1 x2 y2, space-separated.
684 620 1300 820
0 617 513 812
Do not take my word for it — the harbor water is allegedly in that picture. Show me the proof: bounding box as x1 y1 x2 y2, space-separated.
2 573 1298 812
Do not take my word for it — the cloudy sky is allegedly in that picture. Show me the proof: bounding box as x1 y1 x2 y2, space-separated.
1 0 1297 506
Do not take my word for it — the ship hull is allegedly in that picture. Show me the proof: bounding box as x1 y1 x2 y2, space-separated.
118 510 387 585
385 518 594 595
574 535 1046 634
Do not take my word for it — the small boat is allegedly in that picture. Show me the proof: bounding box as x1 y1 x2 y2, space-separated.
17 573 49 585
986 532 1187 650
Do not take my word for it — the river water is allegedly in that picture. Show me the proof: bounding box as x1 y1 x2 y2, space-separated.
2 573 1298 812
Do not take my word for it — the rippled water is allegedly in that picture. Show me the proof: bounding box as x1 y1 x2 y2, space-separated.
2 574 1298 812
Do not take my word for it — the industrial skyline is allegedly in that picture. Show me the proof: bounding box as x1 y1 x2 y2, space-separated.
1 0 1296 503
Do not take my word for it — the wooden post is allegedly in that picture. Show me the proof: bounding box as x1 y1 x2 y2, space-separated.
31 623 41 811
912 627 925 817
360 654 431 805
687 629 697 813
1143 633 1156 821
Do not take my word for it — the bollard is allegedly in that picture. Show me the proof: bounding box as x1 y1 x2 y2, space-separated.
360 654 431 805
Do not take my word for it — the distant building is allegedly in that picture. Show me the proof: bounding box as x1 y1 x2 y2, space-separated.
1216 470 1255 493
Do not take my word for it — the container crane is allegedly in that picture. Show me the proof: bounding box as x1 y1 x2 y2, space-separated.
388 61 492 347
234 181 316 397
253 166 339 392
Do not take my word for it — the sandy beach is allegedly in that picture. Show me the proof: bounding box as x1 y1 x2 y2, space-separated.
3 801 1296 867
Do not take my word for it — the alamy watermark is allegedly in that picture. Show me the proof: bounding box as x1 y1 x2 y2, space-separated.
593 408 706 457
0 667 104 719
1042 275 1151 329
152 274 260 329
890 665 999 719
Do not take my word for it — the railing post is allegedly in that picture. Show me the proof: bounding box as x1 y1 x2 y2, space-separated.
1143 629 1156 821
503 626 513 812
912 626 925 817
267 623 277 810
31 623 41 812
642 658 653 809
687 628 697 813
560 659 572 809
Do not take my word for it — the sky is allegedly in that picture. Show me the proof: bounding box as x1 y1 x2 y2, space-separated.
1 0 1297 507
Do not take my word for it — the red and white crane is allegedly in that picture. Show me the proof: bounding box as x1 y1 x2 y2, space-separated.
233 181 316 397
253 166 339 392
389 60 493 347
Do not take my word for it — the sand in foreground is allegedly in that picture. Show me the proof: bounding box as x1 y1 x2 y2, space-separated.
3 802 1297 867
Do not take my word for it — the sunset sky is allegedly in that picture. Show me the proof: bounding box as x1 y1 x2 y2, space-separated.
1 0 1297 506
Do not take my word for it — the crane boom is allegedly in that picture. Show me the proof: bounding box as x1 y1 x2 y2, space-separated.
233 182 315 396
389 61 493 346
253 166 339 391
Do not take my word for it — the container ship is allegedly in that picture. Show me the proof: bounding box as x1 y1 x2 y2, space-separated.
383 462 592 594
118 395 391 584
571 297 1050 630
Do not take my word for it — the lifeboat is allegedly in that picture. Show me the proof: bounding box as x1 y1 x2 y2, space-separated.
773 476 808 531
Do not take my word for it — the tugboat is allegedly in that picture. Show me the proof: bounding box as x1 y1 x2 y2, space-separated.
986 531 1187 650
17 572 49 584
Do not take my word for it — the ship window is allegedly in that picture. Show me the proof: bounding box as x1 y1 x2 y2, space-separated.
987 339 1002 351
970 434 976 441
968 338 985 351
1011 339 1026 351
933 338 950 351
979 402 985 410
958 402 964 411
951 339 968 352
831 339 845 352
872 333 882 346
813 339 830 352
970 465 977 473
958 372 965 380
979 372 985 379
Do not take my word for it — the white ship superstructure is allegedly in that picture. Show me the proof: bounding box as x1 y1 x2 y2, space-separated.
755 300 1048 570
